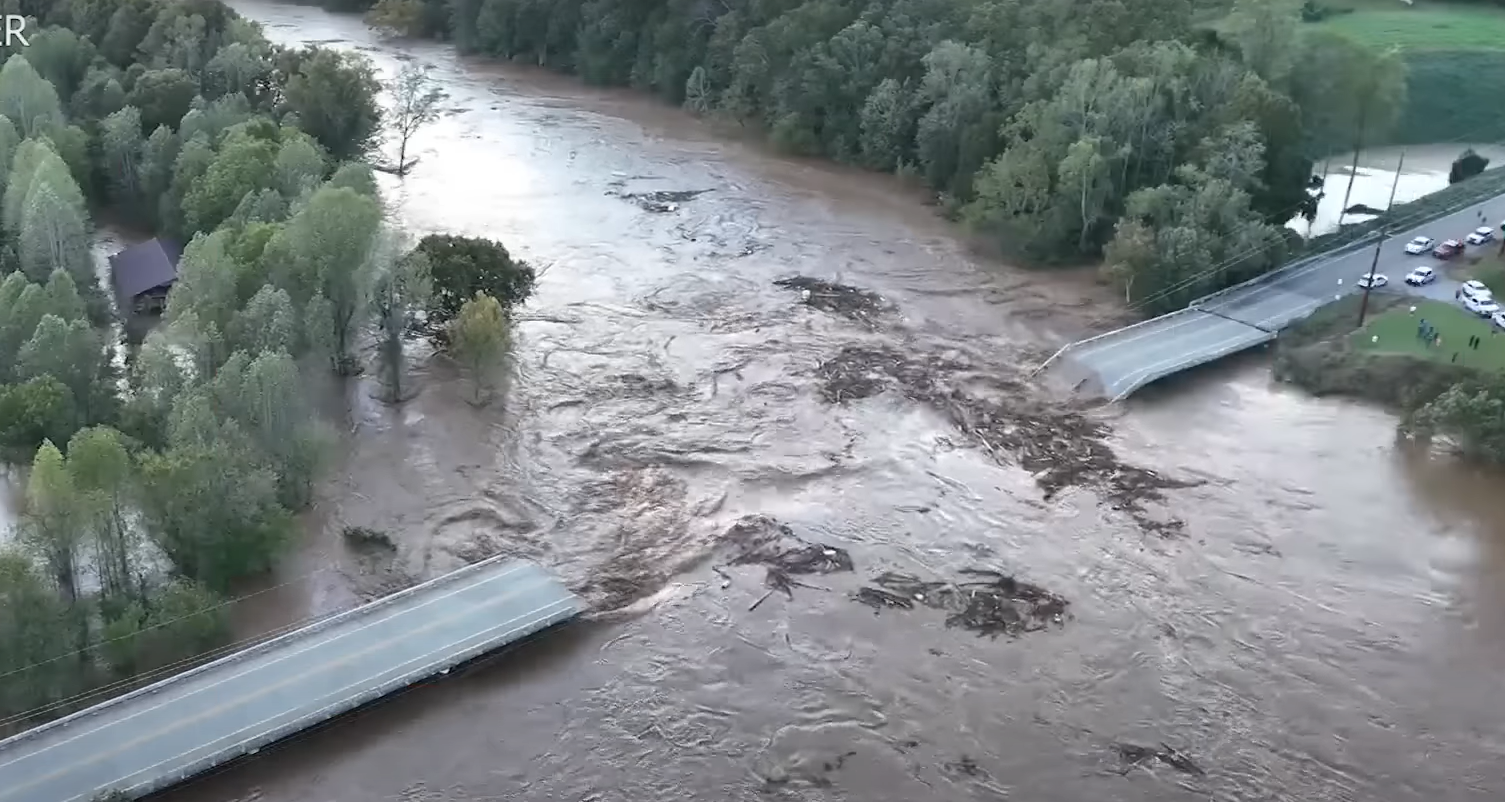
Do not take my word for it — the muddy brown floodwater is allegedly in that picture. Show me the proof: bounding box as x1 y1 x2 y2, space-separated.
158 4 1505 800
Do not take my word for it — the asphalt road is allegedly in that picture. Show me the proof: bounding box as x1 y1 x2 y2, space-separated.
0 560 583 802
1060 191 1505 399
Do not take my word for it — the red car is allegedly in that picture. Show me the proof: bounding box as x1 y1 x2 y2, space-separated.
1433 239 1464 259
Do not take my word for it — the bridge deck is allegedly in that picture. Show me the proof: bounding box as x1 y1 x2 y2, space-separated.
1042 186 1505 400
0 559 582 802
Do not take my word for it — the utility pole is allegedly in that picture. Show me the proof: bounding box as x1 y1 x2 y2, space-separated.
1358 148 1406 328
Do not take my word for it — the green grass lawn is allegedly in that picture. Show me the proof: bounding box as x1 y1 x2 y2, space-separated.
1352 298 1505 370
1316 0 1505 51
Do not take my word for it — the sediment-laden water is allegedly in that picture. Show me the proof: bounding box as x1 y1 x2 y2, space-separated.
154 4 1505 800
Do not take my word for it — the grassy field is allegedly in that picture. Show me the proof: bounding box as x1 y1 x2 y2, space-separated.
1351 298 1505 370
1316 0 1505 51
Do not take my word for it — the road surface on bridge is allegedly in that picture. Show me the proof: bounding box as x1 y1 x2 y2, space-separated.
0 559 582 802
1050 189 1505 400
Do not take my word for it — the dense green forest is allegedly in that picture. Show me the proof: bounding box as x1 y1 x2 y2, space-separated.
0 0 532 731
339 0 1410 311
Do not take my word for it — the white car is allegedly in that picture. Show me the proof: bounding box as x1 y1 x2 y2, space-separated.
1404 236 1436 255
1459 279 1492 301
1356 273 1388 289
1467 226 1497 246
1493 310 1505 329
1405 266 1437 286
1463 293 1500 317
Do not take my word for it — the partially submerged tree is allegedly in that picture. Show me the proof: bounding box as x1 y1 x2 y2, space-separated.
369 233 432 402
416 234 534 328
385 61 443 176
449 291 509 404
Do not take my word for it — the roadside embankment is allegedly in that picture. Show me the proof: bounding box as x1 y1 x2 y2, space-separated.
1273 294 1479 407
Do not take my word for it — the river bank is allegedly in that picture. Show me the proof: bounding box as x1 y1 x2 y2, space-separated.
139 2 1505 800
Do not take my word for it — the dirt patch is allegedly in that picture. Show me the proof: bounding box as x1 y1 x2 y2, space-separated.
852 569 1068 638
1112 742 1205 776
816 344 1196 535
775 276 894 330
722 514 853 598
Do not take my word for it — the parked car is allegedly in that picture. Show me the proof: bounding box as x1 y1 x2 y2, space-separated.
1433 239 1465 259
1492 310 1505 329
1405 266 1437 286
1404 236 1435 255
1459 279 1492 300
1356 273 1388 289
1463 293 1500 317
1466 226 1496 246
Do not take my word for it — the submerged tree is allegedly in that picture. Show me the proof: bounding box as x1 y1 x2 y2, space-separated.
369 233 432 402
449 291 509 404
385 61 443 176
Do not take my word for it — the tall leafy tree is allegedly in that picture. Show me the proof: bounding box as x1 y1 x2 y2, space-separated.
21 440 86 605
282 47 383 161
271 185 382 370
450 291 510 403
369 233 431 402
0 54 65 137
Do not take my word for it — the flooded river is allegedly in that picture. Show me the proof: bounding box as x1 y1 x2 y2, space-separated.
157 3 1505 800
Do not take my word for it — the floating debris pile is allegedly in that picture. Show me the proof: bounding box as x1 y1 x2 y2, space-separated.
814 342 1197 536
722 514 853 597
852 568 1068 637
774 276 894 329
613 188 711 213
1112 742 1205 776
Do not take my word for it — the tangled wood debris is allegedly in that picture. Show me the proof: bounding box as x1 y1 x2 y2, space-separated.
852 569 1069 637
816 343 1197 536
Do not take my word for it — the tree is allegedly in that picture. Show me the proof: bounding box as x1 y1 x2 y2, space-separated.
1408 380 1505 464
1290 31 1406 227
21 441 86 605
0 549 77 717
17 313 110 423
282 48 383 161
367 0 427 37
386 61 443 176
6 138 86 242
273 186 383 371
207 350 332 509
138 420 292 591
231 284 300 357
181 131 279 235
416 234 535 327
166 229 244 335
99 106 146 210
274 134 326 198
0 375 77 460
0 54 64 138
100 579 227 679
449 291 510 403
370 235 431 402
67 426 140 610
18 179 92 285
1450 149 1491 185
126 68 199 133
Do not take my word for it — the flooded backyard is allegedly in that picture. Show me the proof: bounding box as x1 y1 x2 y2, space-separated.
19 2 1492 800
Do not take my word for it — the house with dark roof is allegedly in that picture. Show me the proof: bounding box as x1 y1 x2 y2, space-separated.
109 238 182 316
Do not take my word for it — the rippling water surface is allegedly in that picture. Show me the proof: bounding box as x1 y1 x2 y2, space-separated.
156 5 1505 800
